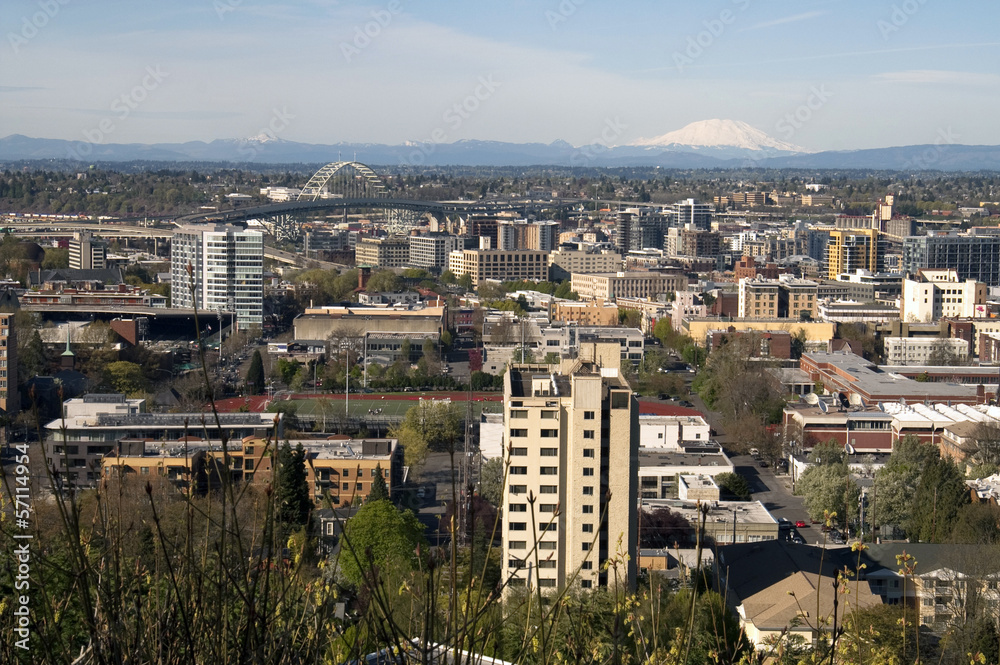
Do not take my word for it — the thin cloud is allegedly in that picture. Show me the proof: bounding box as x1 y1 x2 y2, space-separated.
0 86 44 93
873 70 1000 85
738 10 829 33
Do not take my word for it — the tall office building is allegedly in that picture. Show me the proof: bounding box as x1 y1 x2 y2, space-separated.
903 231 1000 286
68 233 106 270
501 342 638 593
171 225 263 329
668 198 713 230
826 228 879 280
0 289 19 418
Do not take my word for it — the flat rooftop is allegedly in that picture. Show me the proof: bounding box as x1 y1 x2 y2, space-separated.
804 352 979 401
639 450 731 470
641 499 776 526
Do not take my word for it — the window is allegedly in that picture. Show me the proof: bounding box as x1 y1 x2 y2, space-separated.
583 468 594 476
583 524 593 533
611 391 629 409
509 541 526 550
541 429 559 438
510 466 527 475
510 429 527 437
539 503 557 512
510 522 527 531
540 523 556 532
581 580 593 589
538 579 556 588
541 410 558 419
583 448 594 458
245 459 254 471
540 447 558 456
510 484 526 494
539 540 556 550
583 505 594 514
508 559 526 569
538 560 557 569
540 466 558 475
342 483 349 490
510 447 528 456
584 411 595 420
343 469 350 478
582 542 591 551
510 410 528 419
582 561 593 570
509 503 527 512
356 483 363 491
583 486 594 495
583 430 595 439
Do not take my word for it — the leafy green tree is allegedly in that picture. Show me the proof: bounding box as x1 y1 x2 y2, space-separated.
950 502 1000 544
275 442 312 527
366 269 403 293
798 457 858 524
276 358 302 386
246 349 265 395
368 463 389 503
714 472 751 500
873 434 937 532
907 454 968 542
42 246 69 269
339 500 427 587
479 456 504 507
104 361 149 396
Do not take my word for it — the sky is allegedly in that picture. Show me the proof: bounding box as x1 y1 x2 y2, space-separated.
2 0 999 151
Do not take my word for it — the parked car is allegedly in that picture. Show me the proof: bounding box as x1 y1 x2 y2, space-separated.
679 400 694 408
791 534 806 545
795 520 807 528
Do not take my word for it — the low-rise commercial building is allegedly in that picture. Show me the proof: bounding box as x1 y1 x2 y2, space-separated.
355 236 409 268
448 248 550 287
571 271 688 301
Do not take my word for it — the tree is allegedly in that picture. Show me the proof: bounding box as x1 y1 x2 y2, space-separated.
104 361 149 396
639 507 693 548
797 457 859 525
973 421 1000 467
339 500 426 587
394 422 429 476
906 454 968 542
874 435 939 535
368 463 389 503
276 358 302 386
950 503 1000 544
366 269 403 293
714 472 751 500
479 456 504 507
42 246 69 269
275 442 312 527
246 349 265 395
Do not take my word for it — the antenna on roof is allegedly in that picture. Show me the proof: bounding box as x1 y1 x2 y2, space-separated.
819 400 829 413
805 392 820 405
878 401 885 412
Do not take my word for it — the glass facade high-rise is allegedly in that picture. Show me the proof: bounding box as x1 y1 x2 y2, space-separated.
171 225 263 329
902 232 1000 286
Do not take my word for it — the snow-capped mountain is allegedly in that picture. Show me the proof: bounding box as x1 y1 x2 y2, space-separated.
629 119 809 155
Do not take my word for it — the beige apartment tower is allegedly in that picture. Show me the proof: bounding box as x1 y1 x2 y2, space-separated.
501 342 638 593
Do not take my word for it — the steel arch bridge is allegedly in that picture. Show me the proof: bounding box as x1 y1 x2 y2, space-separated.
297 161 389 201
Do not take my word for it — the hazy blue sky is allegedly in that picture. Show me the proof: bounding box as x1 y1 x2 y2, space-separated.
3 0 998 150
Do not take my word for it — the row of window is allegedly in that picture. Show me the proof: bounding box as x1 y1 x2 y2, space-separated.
510 485 595 496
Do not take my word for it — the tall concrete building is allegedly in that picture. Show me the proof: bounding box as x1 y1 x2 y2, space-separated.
826 228 879 280
408 233 465 270
0 289 19 418
900 268 987 322
668 198 713 230
903 231 1000 286
68 233 106 270
502 342 638 593
170 225 263 328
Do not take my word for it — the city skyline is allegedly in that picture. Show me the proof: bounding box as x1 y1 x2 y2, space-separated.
3 0 999 152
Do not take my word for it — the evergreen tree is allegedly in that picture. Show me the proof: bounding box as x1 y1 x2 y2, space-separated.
368 463 389 503
275 442 312 527
246 349 265 395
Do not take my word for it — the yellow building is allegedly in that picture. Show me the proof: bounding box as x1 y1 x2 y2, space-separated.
447 248 550 287
827 228 879 280
551 299 620 326
683 318 835 348
103 436 402 506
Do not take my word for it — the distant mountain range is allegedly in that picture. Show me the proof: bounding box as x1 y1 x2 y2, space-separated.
3 119 1000 171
